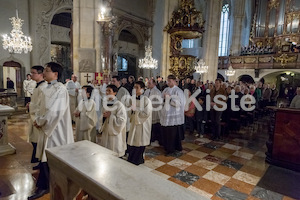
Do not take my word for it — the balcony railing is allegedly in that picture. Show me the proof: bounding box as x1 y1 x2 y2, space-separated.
218 53 300 70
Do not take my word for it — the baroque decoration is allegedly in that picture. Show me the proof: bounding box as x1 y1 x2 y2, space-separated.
169 56 195 79
273 53 297 66
36 0 72 65
165 0 205 79
2 12 32 54
269 0 279 9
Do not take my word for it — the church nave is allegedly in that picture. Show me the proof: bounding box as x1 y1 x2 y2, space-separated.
0 112 297 200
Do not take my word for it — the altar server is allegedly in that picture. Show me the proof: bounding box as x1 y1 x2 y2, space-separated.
127 81 152 165
99 84 127 157
144 79 162 146
28 66 47 168
160 74 186 155
66 74 81 122
28 62 74 200
23 74 36 106
74 85 98 142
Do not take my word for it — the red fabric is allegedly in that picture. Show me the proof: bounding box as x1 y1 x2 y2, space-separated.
185 101 195 117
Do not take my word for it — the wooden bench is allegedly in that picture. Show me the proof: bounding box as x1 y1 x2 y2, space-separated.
46 141 209 200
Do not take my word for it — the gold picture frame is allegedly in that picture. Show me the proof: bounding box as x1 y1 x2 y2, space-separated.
282 45 290 52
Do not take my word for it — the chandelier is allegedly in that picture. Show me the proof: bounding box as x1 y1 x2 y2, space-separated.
138 45 158 69
195 59 208 74
2 11 32 54
225 65 236 76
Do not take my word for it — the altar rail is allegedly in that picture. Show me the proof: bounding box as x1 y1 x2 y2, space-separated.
46 141 208 200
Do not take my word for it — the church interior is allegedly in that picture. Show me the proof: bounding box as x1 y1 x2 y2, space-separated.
0 0 300 199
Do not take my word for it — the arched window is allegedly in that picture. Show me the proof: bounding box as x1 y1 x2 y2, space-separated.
218 3 230 56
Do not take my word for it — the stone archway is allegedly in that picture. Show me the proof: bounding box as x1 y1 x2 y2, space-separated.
2 61 22 96
113 18 151 77
238 74 255 84
117 30 140 78
34 0 72 66
217 73 225 81
259 70 300 98
50 9 72 82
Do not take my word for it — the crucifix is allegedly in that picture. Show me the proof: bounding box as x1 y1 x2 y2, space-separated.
84 73 91 82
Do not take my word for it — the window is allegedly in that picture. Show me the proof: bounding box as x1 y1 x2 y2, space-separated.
218 3 230 56
117 56 128 71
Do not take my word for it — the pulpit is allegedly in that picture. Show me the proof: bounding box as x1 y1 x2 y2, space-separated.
0 105 16 156
266 107 300 172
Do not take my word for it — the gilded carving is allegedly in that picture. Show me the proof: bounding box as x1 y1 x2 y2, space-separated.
169 56 195 79
249 13 256 43
256 41 263 47
269 0 279 9
244 57 257 63
166 0 204 78
259 57 272 63
231 58 243 64
170 35 183 56
273 53 297 66
164 0 205 39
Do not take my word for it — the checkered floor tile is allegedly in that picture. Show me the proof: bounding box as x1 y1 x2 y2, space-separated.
140 119 297 200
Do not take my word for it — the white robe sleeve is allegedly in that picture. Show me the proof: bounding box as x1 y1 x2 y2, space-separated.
170 88 185 107
135 97 152 125
108 103 127 136
84 100 98 128
66 81 76 96
35 87 70 137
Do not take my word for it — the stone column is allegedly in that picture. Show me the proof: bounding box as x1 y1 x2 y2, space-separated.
230 0 246 56
202 0 223 82
161 0 179 78
0 105 15 156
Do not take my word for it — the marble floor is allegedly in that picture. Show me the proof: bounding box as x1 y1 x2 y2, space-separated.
0 111 297 200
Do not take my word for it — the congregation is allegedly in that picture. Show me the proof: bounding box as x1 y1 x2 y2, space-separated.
22 62 300 200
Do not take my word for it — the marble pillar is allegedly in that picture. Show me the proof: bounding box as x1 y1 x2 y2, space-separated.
202 0 223 82
230 0 246 56
0 105 15 156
